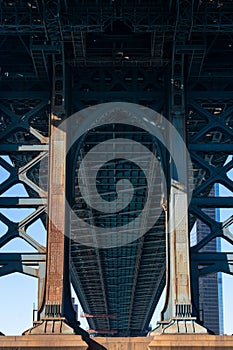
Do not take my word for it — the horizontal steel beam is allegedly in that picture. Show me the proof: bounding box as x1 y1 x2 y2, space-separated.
192 252 233 276
0 144 49 153
1 23 233 34
192 252 233 263
0 253 46 264
189 75 233 81
31 45 60 52
189 144 233 152
191 197 233 208
0 92 49 99
73 91 162 99
176 45 206 54
0 198 47 207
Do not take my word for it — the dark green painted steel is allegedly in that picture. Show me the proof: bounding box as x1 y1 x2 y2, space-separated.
0 0 232 337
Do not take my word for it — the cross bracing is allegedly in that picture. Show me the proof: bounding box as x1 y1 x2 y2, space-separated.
0 0 232 337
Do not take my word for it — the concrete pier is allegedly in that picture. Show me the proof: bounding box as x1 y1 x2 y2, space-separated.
1 334 233 349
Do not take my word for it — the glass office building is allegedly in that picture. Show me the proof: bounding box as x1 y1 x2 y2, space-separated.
196 185 224 334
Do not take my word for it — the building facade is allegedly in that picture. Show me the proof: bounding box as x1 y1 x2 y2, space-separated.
196 185 224 334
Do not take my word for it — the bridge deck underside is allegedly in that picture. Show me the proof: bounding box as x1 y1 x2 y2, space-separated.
69 104 231 336
70 126 166 336
0 0 233 339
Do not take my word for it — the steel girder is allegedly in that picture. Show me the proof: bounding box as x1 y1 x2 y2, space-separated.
71 66 163 112
24 19 88 336
0 252 46 277
1 0 233 71
0 0 232 339
187 86 233 328
1 1 233 34
152 0 208 334
192 253 233 277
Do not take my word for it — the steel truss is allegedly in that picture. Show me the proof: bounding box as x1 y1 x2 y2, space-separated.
187 91 233 326
0 90 49 310
0 0 232 338
1 1 233 34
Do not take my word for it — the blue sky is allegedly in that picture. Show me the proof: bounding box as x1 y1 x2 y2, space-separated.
0 156 232 335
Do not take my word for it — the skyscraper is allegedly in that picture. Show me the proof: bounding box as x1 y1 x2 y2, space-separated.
196 185 224 334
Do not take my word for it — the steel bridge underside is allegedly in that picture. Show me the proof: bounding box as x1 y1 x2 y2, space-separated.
70 124 166 335
0 0 233 338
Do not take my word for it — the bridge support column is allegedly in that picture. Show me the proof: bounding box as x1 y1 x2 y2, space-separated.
24 47 77 335
152 2 208 332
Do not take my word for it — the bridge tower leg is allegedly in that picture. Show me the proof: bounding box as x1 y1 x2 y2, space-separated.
152 0 208 334
24 47 77 334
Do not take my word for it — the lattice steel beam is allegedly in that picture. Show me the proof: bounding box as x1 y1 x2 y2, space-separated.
152 0 208 334
2 4 233 34
187 73 233 330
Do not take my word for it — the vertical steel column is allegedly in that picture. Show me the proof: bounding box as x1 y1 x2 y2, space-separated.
42 49 70 325
25 48 77 334
43 2 68 328
154 51 205 334
152 0 208 334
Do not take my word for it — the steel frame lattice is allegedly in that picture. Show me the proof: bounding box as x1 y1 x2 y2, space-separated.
0 0 232 338
0 91 49 308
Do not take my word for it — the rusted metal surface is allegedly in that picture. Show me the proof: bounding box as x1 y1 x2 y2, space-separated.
152 1 207 333
44 115 66 310
23 112 73 334
41 37 68 314
30 41 72 326
153 62 196 332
